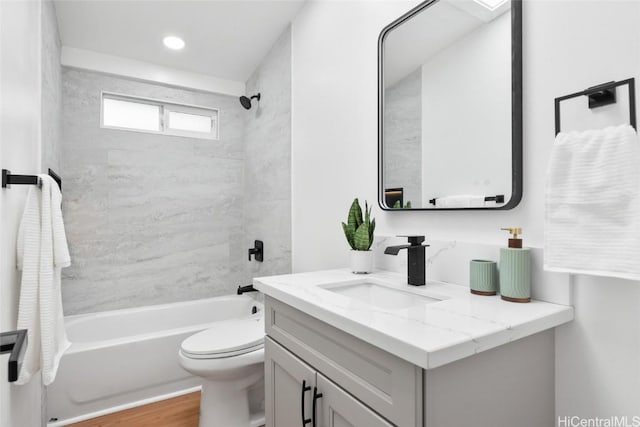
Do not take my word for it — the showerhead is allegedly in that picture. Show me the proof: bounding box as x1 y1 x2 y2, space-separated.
239 93 261 110
239 96 251 109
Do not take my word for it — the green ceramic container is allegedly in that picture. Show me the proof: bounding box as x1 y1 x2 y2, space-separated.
470 260 498 295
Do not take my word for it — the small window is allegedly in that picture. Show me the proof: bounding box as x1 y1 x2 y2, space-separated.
101 93 219 140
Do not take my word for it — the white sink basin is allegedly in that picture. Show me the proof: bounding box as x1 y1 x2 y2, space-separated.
321 280 444 310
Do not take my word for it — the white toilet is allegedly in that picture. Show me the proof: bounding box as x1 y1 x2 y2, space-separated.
178 317 265 427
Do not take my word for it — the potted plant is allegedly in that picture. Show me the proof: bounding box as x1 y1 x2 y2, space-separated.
341 198 376 273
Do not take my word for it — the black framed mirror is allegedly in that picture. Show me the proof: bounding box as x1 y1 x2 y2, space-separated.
378 0 522 210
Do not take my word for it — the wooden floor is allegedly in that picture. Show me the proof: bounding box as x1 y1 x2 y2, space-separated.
68 392 200 427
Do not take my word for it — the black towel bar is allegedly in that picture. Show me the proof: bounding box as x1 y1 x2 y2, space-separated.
554 78 637 136
2 168 62 191
429 195 504 206
0 329 27 383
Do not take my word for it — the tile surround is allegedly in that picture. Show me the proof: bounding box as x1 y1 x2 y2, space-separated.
61 69 246 314
61 27 292 314
242 28 292 285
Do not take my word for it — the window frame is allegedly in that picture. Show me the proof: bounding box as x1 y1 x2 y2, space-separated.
100 91 220 140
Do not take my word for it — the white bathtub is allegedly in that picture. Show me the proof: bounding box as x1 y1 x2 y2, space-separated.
46 295 263 426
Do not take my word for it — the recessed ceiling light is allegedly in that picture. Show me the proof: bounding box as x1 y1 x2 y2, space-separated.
163 36 185 50
474 0 507 11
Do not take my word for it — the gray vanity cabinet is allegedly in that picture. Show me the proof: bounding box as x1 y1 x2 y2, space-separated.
263 296 422 427
265 337 392 427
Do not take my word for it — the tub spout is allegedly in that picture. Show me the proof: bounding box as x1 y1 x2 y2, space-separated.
237 284 258 295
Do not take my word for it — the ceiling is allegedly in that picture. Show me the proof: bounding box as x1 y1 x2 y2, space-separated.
54 0 306 83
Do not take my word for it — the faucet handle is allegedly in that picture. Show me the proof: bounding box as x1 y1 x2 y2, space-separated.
397 235 425 245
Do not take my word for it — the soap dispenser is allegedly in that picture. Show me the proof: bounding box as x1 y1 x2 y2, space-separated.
499 227 531 303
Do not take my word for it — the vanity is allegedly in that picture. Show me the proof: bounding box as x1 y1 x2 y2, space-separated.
254 270 573 427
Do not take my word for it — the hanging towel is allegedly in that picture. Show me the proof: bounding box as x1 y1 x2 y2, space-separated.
435 195 485 208
544 124 640 280
16 174 71 386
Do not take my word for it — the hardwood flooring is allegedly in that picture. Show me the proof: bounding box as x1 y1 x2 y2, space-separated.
68 391 200 427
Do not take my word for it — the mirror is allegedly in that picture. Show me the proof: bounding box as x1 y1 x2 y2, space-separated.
378 0 522 210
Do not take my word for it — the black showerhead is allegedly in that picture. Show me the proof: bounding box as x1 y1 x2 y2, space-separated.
239 96 251 109
239 93 261 110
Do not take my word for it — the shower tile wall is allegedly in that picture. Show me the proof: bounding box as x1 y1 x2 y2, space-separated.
61 69 245 314
242 27 292 283
383 68 422 207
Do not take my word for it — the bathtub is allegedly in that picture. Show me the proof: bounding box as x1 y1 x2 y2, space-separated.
46 295 263 426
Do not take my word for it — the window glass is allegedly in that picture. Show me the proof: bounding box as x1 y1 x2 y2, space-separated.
102 97 161 132
167 111 213 134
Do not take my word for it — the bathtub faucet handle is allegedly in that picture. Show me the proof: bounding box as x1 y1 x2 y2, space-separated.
248 240 263 262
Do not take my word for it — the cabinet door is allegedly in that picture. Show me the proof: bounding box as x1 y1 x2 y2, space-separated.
265 337 316 427
316 374 393 427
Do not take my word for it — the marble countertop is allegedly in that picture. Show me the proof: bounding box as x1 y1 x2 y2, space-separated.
253 269 574 370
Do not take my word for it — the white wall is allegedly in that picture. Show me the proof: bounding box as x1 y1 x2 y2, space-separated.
292 0 418 272
291 0 640 419
0 0 45 425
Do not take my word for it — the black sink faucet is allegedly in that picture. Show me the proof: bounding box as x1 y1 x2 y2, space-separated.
384 236 429 286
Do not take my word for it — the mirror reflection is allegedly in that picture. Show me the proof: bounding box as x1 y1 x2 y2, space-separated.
380 0 521 210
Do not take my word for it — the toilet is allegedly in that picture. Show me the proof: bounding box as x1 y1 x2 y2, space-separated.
178 317 265 427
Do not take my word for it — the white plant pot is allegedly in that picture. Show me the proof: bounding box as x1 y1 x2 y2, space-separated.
350 250 373 274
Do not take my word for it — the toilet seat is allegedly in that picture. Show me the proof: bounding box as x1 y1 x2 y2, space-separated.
181 318 264 359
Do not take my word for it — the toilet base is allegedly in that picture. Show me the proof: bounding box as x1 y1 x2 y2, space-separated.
198 364 263 427
200 379 249 427
250 411 266 427
178 344 265 427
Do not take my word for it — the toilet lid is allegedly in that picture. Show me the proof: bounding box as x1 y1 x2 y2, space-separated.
181 318 264 357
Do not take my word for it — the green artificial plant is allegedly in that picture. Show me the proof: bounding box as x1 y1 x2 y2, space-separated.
341 198 376 251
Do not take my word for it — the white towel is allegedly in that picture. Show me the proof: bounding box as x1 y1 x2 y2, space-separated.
16 174 71 386
544 124 640 280
435 195 485 208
